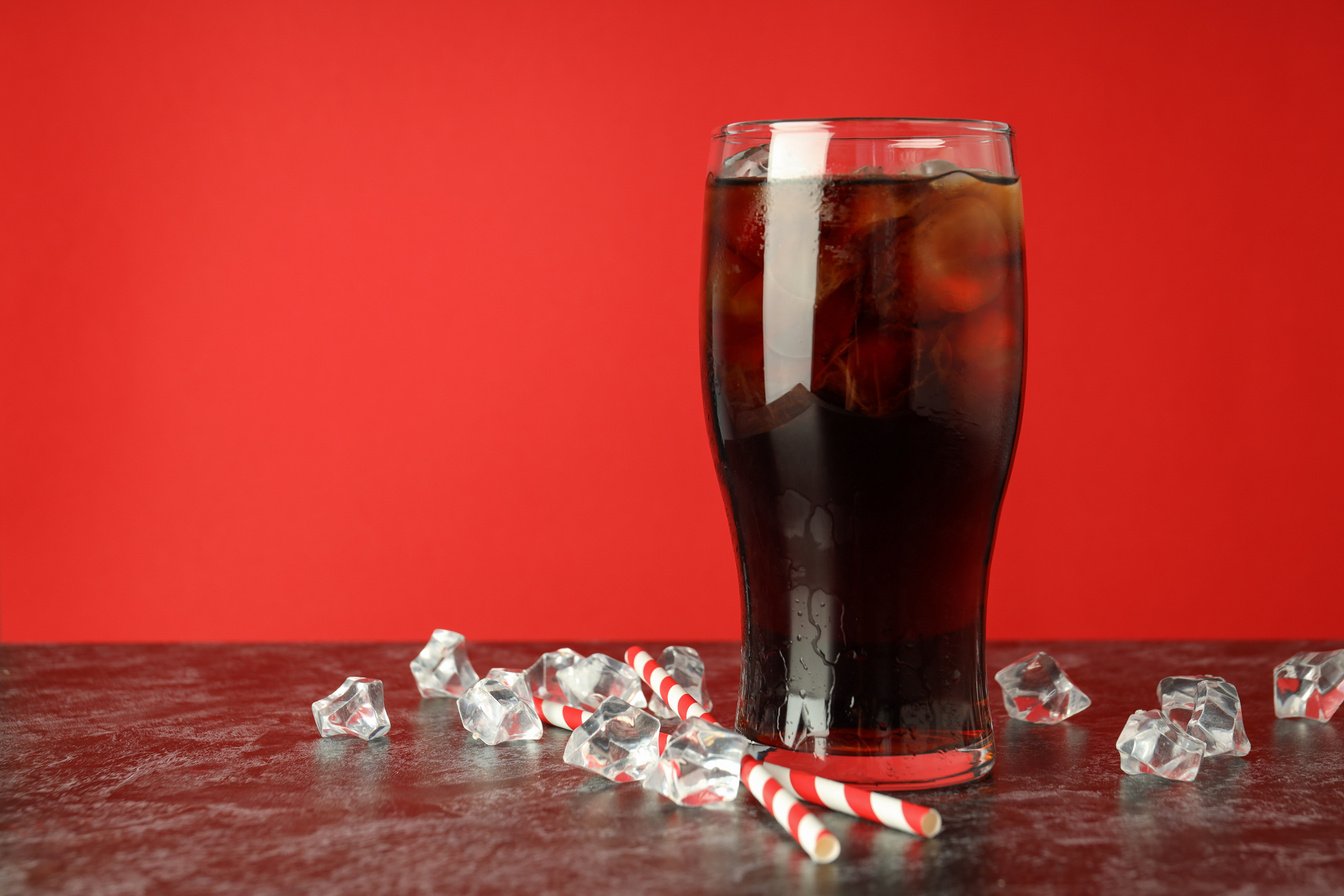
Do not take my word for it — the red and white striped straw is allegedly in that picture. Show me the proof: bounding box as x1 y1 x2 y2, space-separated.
626 646 714 722
533 698 669 751
762 761 942 838
534 698 590 731
624 646 941 839
625 646 840 864
741 756 840 863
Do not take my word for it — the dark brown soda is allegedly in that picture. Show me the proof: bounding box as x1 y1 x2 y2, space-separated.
703 171 1025 770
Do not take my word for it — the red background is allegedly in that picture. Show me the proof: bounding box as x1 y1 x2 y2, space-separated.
3 2 1342 644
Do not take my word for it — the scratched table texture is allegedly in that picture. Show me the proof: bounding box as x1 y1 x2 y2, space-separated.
1 642 1342 895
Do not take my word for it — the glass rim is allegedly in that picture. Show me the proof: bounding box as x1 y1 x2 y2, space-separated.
713 116 1013 140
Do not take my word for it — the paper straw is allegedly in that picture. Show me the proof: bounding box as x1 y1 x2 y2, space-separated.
741 756 841 863
624 646 941 839
625 646 840 864
625 646 714 722
762 760 942 838
534 698 590 731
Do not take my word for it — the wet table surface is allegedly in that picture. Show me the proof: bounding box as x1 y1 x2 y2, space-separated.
1 641 1342 894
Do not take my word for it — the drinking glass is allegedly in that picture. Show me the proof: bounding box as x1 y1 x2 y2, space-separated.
702 118 1025 789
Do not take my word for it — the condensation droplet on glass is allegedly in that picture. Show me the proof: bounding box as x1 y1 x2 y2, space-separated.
808 506 835 549
779 490 812 540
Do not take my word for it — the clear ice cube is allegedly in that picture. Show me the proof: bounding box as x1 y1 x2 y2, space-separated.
723 144 768 177
486 667 533 705
562 697 661 782
524 648 583 702
1157 675 1210 716
458 678 544 745
1158 675 1250 757
409 629 479 698
643 717 747 807
917 159 961 177
1116 709 1205 782
647 646 714 719
556 653 646 710
1274 649 1344 721
312 677 391 741
993 651 1092 724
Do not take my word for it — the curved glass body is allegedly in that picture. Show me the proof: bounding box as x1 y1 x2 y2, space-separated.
701 118 1025 789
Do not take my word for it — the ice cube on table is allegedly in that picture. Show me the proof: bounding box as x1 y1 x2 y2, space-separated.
1116 709 1205 782
1157 675 1213 715
409 629 479 698
312 677 391 741
1274 649 1344 722
486 668 532 705
524 648 583 702
557 653 646 709
1158 675 1250 757
648 646 713 719
643 717 747 807
993 651 1091 724
458 678 543 745
562 697 661 782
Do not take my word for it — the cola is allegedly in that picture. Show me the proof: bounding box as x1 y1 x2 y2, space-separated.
703 167 1025 788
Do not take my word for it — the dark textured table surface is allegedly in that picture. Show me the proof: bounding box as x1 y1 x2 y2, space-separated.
1 641 1342 895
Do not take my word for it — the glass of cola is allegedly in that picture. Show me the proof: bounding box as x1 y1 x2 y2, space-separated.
702 118 1026 789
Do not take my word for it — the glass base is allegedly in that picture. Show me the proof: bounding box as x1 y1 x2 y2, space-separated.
757 734 994 791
